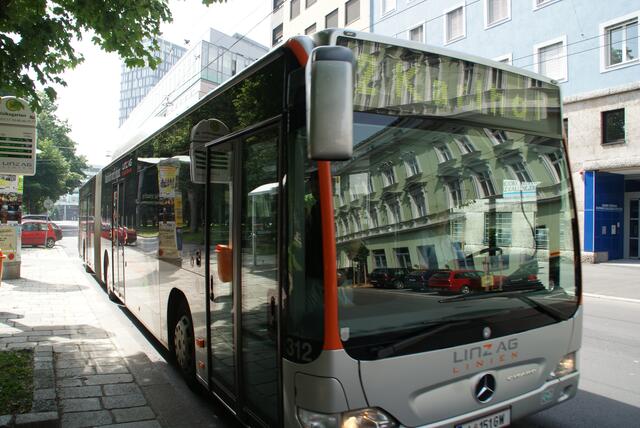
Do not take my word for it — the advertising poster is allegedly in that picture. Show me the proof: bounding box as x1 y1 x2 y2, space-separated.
0 224 20 262
157 160 181 259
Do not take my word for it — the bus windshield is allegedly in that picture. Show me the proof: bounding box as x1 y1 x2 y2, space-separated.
332 38 579 361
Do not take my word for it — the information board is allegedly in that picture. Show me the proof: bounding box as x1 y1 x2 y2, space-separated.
0 97 37 175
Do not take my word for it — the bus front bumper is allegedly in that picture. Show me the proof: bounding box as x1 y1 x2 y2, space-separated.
416 371 579 428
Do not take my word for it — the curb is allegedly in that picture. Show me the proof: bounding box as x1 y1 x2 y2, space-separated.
583 293 640 304
0 346 60 428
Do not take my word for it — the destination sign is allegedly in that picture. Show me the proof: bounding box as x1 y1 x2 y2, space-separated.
338 38 562 137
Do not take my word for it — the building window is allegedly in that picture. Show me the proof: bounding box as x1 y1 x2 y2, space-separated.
447 181 463 209
485 0 510 28
368 207 379 228
493 53 512 64
306 0 317 8
380 163 396 187
475 171 496 198
351 212 361 232
408 186 428 218
404 153 421 177
409 25 424 43
604 18 638 68
445 5 465 44
305 24 316 35
449 218 465 242
436 145 453 163
387 198 402 223
326 9 339 28
487 128 509 145
602 108 626 145
510 161 533 182
367 174 374 194
563 118 568 141
381 0 396 15
395 247 412 268
535 226 549 249
291 0 300 19
345 0 360 25
455 135 475 154
273 0 284 10
484 212 512 246
373 249 387 268
534 37 567 81
533 0 560 10
543 152 564 183
272 24 283 46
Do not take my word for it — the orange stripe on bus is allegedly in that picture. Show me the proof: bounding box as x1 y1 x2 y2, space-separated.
287 39 342 350
318 161 342 350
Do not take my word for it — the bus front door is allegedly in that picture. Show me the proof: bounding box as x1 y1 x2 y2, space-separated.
206 122 281 427
112 182 125 299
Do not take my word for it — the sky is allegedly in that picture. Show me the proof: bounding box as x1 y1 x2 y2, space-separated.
54 0 272 167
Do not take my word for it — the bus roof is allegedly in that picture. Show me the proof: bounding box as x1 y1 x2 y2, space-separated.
109 29 557 166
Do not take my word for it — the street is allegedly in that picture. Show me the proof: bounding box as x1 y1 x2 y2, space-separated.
3 224 637 427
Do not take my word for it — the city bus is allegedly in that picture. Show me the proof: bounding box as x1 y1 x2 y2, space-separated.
79 29 582 428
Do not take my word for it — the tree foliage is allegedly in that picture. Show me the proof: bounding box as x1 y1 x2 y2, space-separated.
0 0 224 111
23 94 88 213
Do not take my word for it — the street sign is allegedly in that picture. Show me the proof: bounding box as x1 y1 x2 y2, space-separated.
0 97 37 176
44 198 54 211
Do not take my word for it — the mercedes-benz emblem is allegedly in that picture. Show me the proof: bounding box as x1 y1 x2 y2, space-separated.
482 326 492 339
475 374 496 403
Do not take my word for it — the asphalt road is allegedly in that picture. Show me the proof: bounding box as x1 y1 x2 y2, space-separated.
54 226 640 426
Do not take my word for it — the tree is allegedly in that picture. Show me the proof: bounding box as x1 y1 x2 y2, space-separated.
23 94 87 212
0 0 224 111
23 138 70 213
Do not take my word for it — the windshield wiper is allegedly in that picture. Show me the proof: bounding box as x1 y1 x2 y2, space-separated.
439 289 566 322
376 321 469 359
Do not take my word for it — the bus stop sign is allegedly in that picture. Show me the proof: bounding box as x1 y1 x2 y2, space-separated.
0 96 37 176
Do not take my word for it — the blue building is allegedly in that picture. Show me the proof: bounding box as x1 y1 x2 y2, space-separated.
370 0 639 262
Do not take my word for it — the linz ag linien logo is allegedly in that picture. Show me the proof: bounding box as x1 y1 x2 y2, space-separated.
452 338 519 375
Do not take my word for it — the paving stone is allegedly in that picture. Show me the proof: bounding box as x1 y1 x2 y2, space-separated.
14 411 58 427
101 421 161 428
58 385 102 399
57 351 90 360
96 365 130 375
32 398 57 412
103 383 142 396
34 360 53 370
61 410 113 428
33 388 55 400
112 406 155 423
56 366 96 378
62 398 102 412
101 393 147 409
56 358 91 369
0 415 13 427
57 378 83 387
84 374 133 385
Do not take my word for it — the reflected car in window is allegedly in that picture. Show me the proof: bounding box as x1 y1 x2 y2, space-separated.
405 269 448 291
428 270 483 295
369 267 412 289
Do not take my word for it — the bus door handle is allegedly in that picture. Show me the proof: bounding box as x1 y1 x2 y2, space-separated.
209 275 214 301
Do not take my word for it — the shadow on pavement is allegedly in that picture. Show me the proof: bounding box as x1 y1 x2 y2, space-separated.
514 389 640 427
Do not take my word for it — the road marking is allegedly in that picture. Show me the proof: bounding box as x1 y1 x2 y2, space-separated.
583 293 640 304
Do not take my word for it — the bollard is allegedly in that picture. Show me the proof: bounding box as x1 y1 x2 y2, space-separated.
0 249 5 285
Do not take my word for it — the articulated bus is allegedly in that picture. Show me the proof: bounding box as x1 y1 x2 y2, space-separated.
79 30 581 428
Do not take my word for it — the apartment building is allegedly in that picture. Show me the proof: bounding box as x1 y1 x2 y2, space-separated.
367 0 639 262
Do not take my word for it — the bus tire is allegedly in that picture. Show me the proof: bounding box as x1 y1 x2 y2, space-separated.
172 302 197 389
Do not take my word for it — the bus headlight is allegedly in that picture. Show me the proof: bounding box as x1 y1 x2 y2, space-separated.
548 352 576 379
297 407 399 428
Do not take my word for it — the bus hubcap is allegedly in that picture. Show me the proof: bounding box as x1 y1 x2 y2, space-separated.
174 316 192 370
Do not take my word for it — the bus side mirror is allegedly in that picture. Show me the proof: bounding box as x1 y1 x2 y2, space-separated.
306 46 354 160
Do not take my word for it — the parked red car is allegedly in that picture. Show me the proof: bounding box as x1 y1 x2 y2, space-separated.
21 220 62 248
428 270 483 294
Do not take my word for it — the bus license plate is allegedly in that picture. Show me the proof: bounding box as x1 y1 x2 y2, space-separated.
455 408 510 428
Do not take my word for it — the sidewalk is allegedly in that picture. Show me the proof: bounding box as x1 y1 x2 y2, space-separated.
582 261 640 302
0 241 231 428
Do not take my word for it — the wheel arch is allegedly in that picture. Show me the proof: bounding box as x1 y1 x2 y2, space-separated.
167 288 191 353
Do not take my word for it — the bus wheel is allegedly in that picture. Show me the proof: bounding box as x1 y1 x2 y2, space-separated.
46 238 55 248
173 303 196 388
461 285 471 294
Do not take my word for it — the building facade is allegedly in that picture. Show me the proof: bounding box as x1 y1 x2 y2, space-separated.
119 38 187 126
270 0 371 46
121 29 268 131
368 0 639 262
